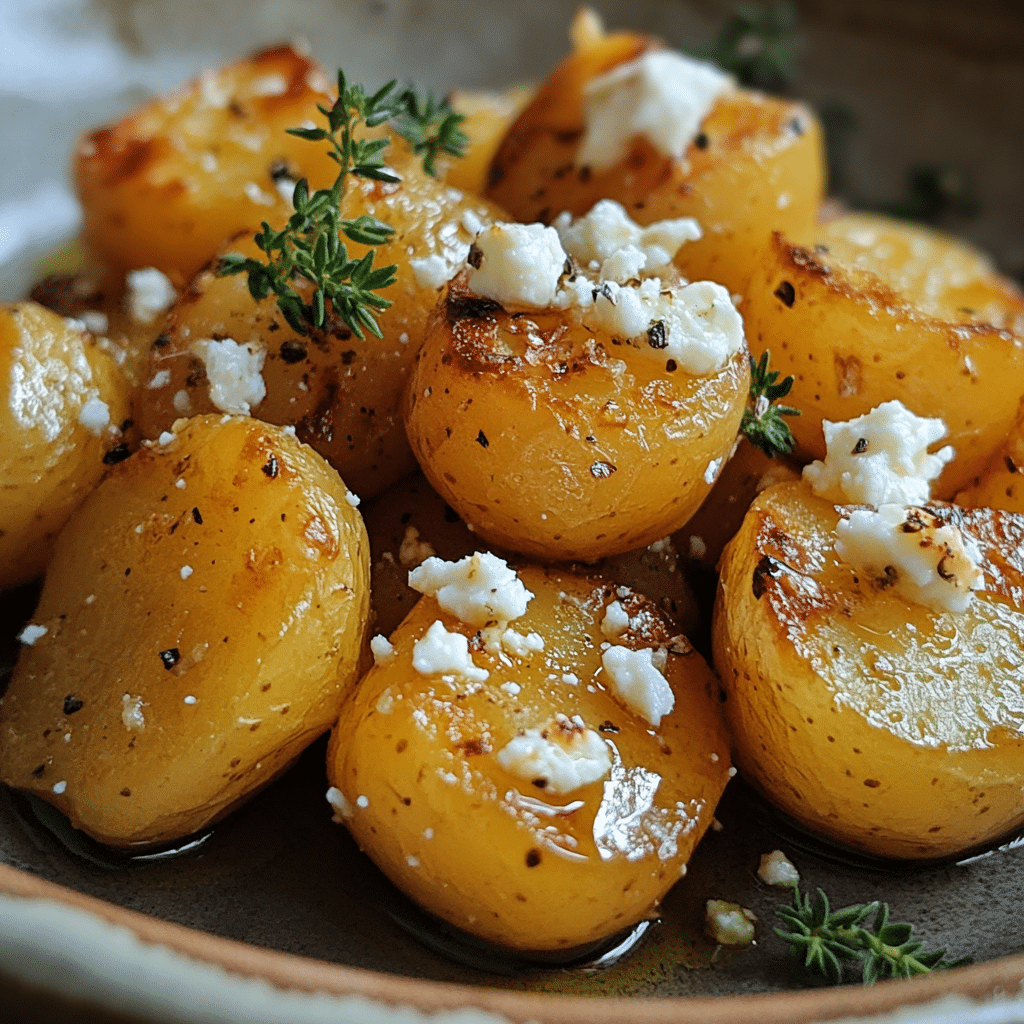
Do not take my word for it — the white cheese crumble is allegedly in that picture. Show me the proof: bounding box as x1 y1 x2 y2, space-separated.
370 634 397 667
554 199 700 277
17 624 47 645
601 645 675 726
803 401 954 506
398 526 436 569
466 222 566 308
121 693 146 731
496 717 611 794
77 396 111 436
146 370 171 390
125 267 176 324
344 490 360 508
180 565 193 580
601 600 630 638
410 253 457 290
172 389 192 415
757 850 801 888
326 786 353 822
465 213 743 375
412 620 489 682
52 781 67 795
704 900 758 946
500 628 545 658
408 552 533 627
183 695 197 705
190 338 266 415
836 504 984 613
80 310 109 334
577 49 731 172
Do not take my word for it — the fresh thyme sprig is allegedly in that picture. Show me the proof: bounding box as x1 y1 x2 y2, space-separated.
741 351 799 458
218 70 466 337
776 887 969 985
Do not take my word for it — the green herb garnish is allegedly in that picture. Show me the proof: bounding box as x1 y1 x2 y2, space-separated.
687 2 800 94
776 887 969 985
218 70 466 338
741 351 799 458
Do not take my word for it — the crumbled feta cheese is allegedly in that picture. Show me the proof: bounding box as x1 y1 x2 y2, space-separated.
466 223 567 308
180 565 193 580
77 397 110 436
555 199 700 278
412 620 489 682
146 370 171 390
80 310 109 334
601 600 630 638
184 695 197 705
704 900 758 946
803 401 954 506
17 624 47 645
836 504 984 613
52 781 67 795
689 535 707 560
126 267 176 324
172 390 192 415
191 338 266 415
356 795 369 809
500 628 545 658
398 526 436 569
705 457 722 485
411 253 459 290
501 681 522 697
326 786 353 821
345 490 360 508
496 718 611 794
121 693 145 731
409 552 533 626
370 634 397 666
758 850 800 888
601 645 675 726
577 50 731 172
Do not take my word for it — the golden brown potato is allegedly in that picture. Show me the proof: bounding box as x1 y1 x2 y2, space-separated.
328 560 731 951
741 229 1024 497
713 480 1024 860
0 302 131 589
485 29 825 296
75 45 340 287
955 426 1024 513
0 415 369 848
135 147 506 498
404 275 749 562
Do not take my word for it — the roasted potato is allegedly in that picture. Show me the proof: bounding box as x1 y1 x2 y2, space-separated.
485 26 824 296
135 143 505 498
0 302 131 589
713 479 1024 860
328 558 731 951
0 415 369 848
741 224 1024 497
404 274 749 562
75 45 340 287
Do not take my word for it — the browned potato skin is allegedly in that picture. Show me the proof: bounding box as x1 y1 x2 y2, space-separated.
404 276 748 562
0 415 369 848
75 45 340 287
956 427 1024 513
742 233 1024 498
0 302 131 589
136 153 506 498
328 564 731 951
713 480 1024 860
485 33 824 296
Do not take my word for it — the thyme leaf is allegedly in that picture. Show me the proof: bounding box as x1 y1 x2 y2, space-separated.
775 887 970 985
217 69 467 337
741 350 799 458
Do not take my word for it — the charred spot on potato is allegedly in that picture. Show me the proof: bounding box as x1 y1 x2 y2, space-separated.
751 555 780 599
102 443 132 465
278 340 307 363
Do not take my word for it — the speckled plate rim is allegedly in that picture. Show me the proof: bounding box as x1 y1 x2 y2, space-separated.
3 863 1024 1024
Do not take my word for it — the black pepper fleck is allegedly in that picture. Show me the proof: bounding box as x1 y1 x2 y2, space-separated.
159 648 180 670
476 430 489 449
192 507 203 525
694 131 709 150
774 280 796 307
525 848 542 867
279 340 307 363
647 320 668 349
853 437 869 454
63 695 84 715
103 443 131 465
262 454 279 478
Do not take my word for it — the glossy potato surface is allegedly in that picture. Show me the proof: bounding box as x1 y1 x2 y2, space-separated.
485 31 825 296
741 232 1024 497
75 45 340 286
328 564 731 951
0 302 131 588
137 153 505 498
0 415 369 848
713 480 1024 860
404 277 749 562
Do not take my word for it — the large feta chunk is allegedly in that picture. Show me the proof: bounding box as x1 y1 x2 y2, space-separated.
190 338 266 415
577 50 731 172
803 401 953 506
411 620 489 682
466 223 567 308
601 645 675 726
496 716 611 794
408 552 533 626
835 504 983 614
